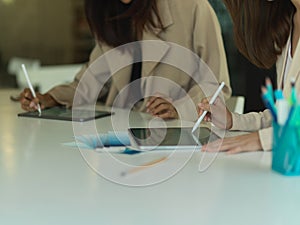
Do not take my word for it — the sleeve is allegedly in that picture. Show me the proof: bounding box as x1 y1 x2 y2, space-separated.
258 127 273 151
230 109 273 151
47 43 109 108
173 0 232 121
230 109 273 131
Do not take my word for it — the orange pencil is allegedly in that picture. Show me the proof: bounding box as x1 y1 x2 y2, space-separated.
120 156 168 177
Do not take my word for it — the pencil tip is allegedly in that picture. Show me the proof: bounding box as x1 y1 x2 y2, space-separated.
291 77 296 86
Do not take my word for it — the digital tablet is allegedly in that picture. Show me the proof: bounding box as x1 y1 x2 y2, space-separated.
18 106 112 122
128 127 220 150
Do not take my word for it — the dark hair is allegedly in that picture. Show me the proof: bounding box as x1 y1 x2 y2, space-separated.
85 0 162 47
222 0 295 69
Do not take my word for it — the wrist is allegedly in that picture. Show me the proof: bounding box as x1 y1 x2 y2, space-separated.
226 111 233 130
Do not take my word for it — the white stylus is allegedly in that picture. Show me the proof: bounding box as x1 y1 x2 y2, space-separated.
21 64 42 116
192 82 225 133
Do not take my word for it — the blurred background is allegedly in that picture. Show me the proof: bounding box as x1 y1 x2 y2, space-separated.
0 0 276 112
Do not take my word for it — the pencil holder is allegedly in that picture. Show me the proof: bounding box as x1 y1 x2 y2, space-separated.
272 122 300 176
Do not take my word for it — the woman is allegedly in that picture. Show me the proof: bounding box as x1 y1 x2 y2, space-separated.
198 0 300 153
19 0 231 121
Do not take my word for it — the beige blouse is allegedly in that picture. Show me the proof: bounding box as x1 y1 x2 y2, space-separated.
47 0 231 121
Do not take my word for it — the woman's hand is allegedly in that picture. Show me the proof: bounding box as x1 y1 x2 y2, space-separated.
202 132 263 154
19 88 58 111
198 97 233 130
146 94 178 119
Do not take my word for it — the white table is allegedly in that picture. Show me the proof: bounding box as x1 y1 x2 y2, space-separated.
1 89 299 225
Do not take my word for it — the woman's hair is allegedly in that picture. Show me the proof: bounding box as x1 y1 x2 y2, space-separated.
222 0 295 69
85 0 162 47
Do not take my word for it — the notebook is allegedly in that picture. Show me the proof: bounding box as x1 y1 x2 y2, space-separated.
128 127 220 150
18 106 112 122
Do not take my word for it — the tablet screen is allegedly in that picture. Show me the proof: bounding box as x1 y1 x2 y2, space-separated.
128 127 219 149
18 106 112 122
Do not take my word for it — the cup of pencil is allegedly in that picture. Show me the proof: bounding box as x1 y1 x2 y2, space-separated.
262 78 300 175
272 122 300 175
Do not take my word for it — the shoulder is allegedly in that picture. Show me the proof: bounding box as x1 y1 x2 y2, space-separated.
160 0 216 20
165 0 212 11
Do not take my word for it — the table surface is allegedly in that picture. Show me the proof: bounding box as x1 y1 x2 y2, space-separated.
1 89 300 225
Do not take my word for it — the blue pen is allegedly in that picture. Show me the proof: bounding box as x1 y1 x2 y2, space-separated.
290 77 297 105
285 103 299 127
285 105 296 126
266 77 275 103
261 86 277 121
274 89 284 101
283 81 299 126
